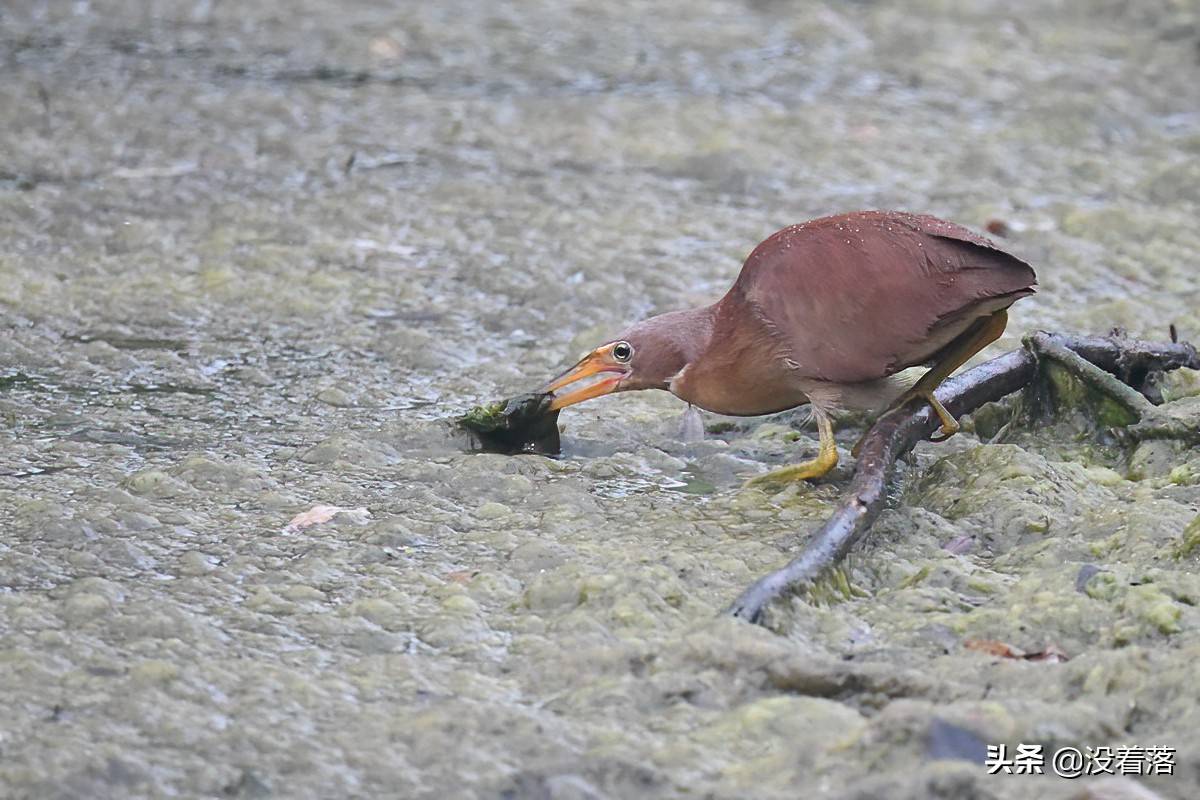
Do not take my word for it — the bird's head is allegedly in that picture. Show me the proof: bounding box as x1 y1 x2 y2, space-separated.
543 313 698 410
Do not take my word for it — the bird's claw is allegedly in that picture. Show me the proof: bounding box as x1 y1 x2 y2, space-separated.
744 466 822 487
927 422 960 443
743 452 838 487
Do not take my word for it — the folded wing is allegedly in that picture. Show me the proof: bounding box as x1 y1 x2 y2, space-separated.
731 211 1037 383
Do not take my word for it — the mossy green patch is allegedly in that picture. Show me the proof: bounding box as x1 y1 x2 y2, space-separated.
1044 361 1138 428
1084 571 1121 602
804 567 868 604
1174 515 1200 560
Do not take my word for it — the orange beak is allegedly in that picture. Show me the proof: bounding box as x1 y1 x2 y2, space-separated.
543 350 627 410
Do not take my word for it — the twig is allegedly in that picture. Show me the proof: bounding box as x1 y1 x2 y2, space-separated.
726 332 1200 624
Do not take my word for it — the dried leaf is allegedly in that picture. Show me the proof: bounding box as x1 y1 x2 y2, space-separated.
963 639 1070 662
1023 644 1070 663
444 570 479 585
283 504 371 534
942 534 974 555
963 639 1025 658
984 218 1011 237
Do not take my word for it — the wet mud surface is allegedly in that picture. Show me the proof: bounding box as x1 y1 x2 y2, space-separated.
3 1 1200 798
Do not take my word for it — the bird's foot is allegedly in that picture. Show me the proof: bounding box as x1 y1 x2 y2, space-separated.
924 392 961 442
744 449 838 487
849 394 960 455
893 389 960 443
850 429 868 458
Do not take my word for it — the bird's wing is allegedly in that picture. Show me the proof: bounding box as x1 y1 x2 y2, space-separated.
732 211 1037 383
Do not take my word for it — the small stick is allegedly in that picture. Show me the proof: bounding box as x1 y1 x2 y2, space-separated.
1026 332 1157 418
726 332 1200 625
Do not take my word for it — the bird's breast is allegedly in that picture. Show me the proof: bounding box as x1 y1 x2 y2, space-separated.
670 351 811 417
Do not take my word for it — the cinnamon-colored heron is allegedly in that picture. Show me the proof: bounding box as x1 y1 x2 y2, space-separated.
543 211 1037 482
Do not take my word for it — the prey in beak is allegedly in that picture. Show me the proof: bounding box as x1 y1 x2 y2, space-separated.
543 341 633 410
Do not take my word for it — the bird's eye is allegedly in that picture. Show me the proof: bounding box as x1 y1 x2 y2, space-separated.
611 341 633 362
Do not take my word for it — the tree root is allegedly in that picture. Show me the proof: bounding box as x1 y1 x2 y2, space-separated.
726 332 1200 625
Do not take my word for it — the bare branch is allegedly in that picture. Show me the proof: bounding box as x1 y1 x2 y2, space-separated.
726 332 1200 625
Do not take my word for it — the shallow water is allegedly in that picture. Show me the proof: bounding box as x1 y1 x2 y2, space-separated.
3 1 1200 798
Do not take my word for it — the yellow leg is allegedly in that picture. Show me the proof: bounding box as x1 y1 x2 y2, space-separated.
899 309 1009 441
746 409 838 485
923 393 959 440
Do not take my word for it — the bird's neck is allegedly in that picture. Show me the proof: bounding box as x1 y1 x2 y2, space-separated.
622 304 719 394
668 294 811 415
649 303 719 367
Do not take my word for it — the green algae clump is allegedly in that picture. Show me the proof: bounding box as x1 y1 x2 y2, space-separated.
458 392 562 455
1174 515 1200 560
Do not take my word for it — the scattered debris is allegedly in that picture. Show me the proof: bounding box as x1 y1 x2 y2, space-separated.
1075 564 1106 592
964 639 1070 662
941 534 974 555
1025 644 1070 663
283 504 371 534
926 718 988 763
984 218 1011 237
111 162 198 180
964 638 1023 658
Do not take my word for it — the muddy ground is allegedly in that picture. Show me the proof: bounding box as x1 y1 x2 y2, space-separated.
2 1 1200 798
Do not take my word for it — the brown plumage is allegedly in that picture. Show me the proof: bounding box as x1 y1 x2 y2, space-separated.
544 210 1037 482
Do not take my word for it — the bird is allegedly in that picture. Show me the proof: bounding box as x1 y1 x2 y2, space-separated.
542 210 1037 483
